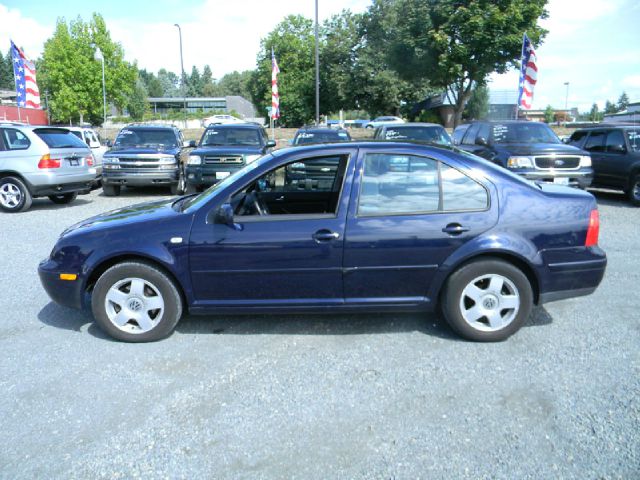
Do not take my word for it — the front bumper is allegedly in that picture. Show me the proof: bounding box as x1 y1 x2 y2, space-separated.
515 168 593 189
38 258 85 310
186 165 243 187
103 169 179 187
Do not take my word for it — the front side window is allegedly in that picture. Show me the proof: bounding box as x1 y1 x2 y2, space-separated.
452 126 469 145
1 129 31 150
231 155 348 217
568 130 589 147
584 131 606 152
358 153 488 216
462 124 480 145
604 130 626 152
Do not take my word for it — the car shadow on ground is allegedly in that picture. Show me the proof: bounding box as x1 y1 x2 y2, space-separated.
97 186 173 198
28 197 93 211
38 302 553 342
589 188 633 208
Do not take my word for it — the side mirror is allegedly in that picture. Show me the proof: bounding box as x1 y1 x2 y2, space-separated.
562 137 571 144
106 139 113 148
188 140 197 148
266 140 277 148
211 203 242 230
288 139 294 146
475 136 488 146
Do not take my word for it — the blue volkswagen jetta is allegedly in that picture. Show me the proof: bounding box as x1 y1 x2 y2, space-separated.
39 142 607 342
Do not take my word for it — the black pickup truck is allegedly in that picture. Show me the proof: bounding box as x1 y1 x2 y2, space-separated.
453 120 593 189
102 124 195 196
567 125 640 205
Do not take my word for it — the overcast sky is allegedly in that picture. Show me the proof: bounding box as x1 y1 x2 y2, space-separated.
1 0 638 112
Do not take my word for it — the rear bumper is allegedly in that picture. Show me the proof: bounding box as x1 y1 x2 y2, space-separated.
38 258 85 310
538 247 607 304
517 168 593 189
103 169 179 186
26 171 96 196
31 181 93 197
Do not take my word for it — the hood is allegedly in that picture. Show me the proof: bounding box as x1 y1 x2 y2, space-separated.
105 146 180 156
61 198 177 237
494 143 586 156
191 145 264 156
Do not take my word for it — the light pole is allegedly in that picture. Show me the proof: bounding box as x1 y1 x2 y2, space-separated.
563 81 570 125
314 0 319 125
174 23 187 128
94 47 107 126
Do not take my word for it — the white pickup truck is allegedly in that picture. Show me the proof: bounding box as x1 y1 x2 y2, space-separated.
67 126 107 187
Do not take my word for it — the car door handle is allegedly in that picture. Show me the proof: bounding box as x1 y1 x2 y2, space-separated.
275 195 285 201
312 229 340 242
442 223 470 235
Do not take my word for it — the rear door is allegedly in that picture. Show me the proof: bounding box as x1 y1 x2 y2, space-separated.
342 147 498 306
582 131 608 185
599 130 631 187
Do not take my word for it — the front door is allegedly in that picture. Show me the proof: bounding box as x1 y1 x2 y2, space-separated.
343 149 498 306
188 149 355 307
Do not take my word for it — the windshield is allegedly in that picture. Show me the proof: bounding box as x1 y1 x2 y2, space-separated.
181 154 271 211
114 129 178 148
200 127 262 146
294 131 350 145
492 123 560 144
383 126 451 145
33 129 89 149
626 129 640 152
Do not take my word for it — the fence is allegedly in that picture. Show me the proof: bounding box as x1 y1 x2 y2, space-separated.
0 106 49 125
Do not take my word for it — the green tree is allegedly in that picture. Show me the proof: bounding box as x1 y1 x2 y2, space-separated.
127 79 148 120
201 65 216 96
216 70 253 99
617 91 629 112
604 100 617 114
187 65 202 96
157 68 179 97
464 84 490 120
0 50 16 90
589 103 602 122
250 15 316 126
378 0 548 126
138 69 163 97
543 104 555 123
39 14 137 125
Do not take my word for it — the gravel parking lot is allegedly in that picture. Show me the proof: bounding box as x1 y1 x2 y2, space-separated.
0 187 638 479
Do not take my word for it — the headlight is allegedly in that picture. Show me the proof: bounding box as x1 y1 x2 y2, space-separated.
188 155 201 165
507 156 534 168
245 154 260 163
103 157 119 164
580 155 592 167
158 156 176 164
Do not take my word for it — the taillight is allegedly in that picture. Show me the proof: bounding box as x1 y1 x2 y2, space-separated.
38 154 61 169
85 155 94 166
585 209 599 247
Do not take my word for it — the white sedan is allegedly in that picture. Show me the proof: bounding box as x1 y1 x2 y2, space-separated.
202 115 246 128
365 116 405 129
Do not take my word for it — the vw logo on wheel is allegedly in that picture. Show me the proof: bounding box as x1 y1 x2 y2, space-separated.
128 298 143 312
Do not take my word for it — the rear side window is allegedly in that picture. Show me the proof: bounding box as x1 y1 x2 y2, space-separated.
33 129 87 149
462 124 480 144
1 128 31 150
358 153 488 216
583 131 606 152
605 130 626 152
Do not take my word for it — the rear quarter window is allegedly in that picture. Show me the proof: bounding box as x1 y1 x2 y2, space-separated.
33 129 88 149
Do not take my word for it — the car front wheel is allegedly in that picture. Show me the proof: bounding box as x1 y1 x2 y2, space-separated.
441 259 533 342
102 184 120 196
92 261 183 342
0 176 32 213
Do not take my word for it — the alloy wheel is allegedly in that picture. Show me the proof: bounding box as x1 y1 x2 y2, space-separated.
0 183 22 209
104 277 165 333
459 273 520 332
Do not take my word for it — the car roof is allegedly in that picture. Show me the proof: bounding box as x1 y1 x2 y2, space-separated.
205 123 262 130
574 124 640 131
296 126 347 133
381 123 443 128
272 140 456 157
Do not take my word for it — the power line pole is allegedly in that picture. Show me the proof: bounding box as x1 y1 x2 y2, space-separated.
314 0 320 126
174 23 187 128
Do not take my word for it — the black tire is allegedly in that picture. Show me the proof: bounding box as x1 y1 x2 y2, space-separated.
91 261 183 342
441 259 533 342
171 171 185 196
103 184 120 197
185 182 198 194
0 176 32 213
48 192 78 204
628 174 640 207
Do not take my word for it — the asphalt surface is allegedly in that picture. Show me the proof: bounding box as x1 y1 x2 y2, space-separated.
0 186 638 479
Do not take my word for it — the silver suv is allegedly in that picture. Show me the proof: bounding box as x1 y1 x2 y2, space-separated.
0 124 96 213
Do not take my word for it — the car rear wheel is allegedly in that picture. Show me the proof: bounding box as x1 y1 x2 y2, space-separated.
0 176 32 213
92 261 183 342
102 184 120 196
48 192 78 204
441 259 533 342
628 174 640 206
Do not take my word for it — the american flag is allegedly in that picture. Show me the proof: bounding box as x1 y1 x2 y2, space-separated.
517 34 537 110
271 48 280 119
11 41 41 109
